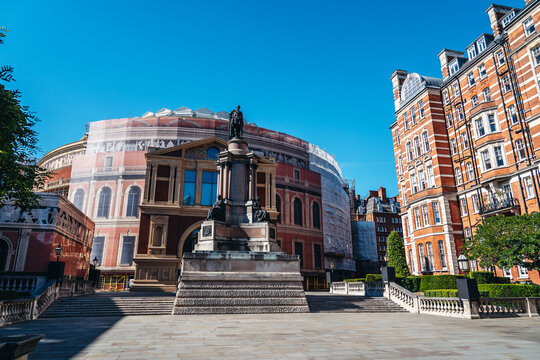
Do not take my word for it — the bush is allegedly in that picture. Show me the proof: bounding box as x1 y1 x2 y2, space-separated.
343 278 366 282
424 289 489 298
419 275 462 293
478 284 540 298
494 276 511 284
387 231 410 277
395 276 422 293
365 274 382 282
468 271 495 284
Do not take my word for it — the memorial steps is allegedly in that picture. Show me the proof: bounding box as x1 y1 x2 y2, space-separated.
306 294 408 313
40 292 176 318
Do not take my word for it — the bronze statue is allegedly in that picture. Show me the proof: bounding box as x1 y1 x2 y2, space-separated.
228 105 244 139
252 197 270 223
206 195 225 221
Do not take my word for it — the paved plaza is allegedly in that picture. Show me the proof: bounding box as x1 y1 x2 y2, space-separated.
1 312 539 359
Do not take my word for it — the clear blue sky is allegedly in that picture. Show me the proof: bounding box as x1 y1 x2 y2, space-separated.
2 0 525 196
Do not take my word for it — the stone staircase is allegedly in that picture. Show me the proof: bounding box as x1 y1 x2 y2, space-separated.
40 292 176 318
306 293 408 313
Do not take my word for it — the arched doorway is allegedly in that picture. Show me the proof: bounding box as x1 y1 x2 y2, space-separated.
177 221 203 260
0 238 10 271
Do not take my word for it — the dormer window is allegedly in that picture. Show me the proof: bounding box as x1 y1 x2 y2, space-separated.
524 17 535 37
476 37 487 52
449 59 459 75
501 10 516 28
467 45 477 60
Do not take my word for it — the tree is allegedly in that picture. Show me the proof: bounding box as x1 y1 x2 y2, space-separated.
0 27 48 209
387 230 410 277
465 213 540 273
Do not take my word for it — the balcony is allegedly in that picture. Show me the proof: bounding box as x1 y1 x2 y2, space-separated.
479 197 519 216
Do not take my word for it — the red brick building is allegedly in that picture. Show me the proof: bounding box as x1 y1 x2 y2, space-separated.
391 0 540 283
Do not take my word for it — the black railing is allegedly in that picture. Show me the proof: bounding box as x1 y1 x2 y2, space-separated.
479 197 519 215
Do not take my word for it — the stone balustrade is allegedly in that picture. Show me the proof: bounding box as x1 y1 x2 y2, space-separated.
0 275 47 293
384 282 539 319
0 279 95 327
330 281 384 296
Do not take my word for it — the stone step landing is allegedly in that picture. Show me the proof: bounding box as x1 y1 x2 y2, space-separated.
306 293 408 313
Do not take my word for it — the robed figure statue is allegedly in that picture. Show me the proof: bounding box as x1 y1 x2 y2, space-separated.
228 105 244 139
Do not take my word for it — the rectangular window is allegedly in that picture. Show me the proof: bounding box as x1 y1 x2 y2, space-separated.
518 265 528 278
403 113 409 130
481 149 492 171
532 46 540 66
182 170 196 205
460 198 468 216
456 168 462 185
471 95 479 107
476 118 485 137
401 184 407 206
508 105 518 124
524 17 535 37
418 100 425 118
91 236 105 266
294 169 300 180
502 75 511 93
443 92 449 105
450 139 457 154
418 244 426 271
457 106 464 120
524 176 534 198
411 173 418 194
488 114 497 133
446 113 453 127
483 87 491 101
438 240 447 269
314 244 322 269
432 202 441 224
467 72 475 86
395 129 400 145
295 242 304 269
453 83 460 97
449 60 459 75
462 133 469 149
472 194 480 213
120 236 136 265
478 64 486 78
497 52 505 66
427 165 435 188
467 162 474 181
467 46 477 60
477 37 486 52
516 139 526 161
421 204 429 226
411 106 416 124
201 171 218 206
426 242 435 271
494 146 504 167
414 207 421 228
418 169 426 191
503 268 512 279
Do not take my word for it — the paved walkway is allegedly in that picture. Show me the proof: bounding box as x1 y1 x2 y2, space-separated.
1 313 539 359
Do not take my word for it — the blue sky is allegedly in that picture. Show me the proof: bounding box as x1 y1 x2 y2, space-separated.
2 0 525 196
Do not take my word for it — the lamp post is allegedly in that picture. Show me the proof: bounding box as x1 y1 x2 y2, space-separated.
330 263 335 283
93 257 98 267
55 244 63 263
457 250 470 278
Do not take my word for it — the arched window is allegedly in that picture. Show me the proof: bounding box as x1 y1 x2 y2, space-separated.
293 198 302 226
414 136 422 157
276 195 282 224
0 238 9 271
406 141 414 161
97 187 112 218
422 131 430 152
73 188 85 211
152 226 163 247
312 202 320 229
126 187 141 217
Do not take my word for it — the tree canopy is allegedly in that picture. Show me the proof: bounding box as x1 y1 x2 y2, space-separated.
465 213 540 272
0 27 48 209
387 230 410 277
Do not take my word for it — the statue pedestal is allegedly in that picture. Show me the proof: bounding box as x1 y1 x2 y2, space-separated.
173 251 309 314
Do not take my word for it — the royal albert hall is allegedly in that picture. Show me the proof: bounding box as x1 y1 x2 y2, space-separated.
38 107 354 290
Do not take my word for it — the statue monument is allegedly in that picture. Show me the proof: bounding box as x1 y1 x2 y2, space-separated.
173 106 309 314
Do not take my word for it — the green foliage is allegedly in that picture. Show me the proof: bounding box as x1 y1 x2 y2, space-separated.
478 284 540 298
423 289 490 298
468 271 510 284
395 276 422 292
343 278 366 282
0 28 49 209
365 274 382 282
386 231 410 277
419 275 462 292
465 213 540 272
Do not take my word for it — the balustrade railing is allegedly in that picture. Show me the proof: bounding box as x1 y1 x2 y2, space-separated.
478 297 539 317
0 275 47 293
330 281 384 296
479 197 519 215
0 279 95 327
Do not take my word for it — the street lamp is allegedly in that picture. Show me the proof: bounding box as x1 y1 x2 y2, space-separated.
457 250 470 278
330 263 335 283
55 244 63 262
93 257 99 267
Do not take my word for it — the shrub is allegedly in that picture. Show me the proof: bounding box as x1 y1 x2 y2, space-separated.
365 274 382 282
343 278 366 282
424 289 489 298
419 275 462 292
468 271 495 284
387 231 410 277
494 276 510 284
395 276 422 292
478 284 540 298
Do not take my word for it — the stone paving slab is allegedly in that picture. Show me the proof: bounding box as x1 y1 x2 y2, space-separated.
0 313 539 359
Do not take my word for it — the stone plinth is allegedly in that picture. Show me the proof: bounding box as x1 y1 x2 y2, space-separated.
173 251 309 314
131 255 180 292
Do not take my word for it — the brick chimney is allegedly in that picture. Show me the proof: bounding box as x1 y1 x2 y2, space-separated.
368 190 378 199
486 4 516 36
390 69 408 111
438 49 464 80
378 187 387 202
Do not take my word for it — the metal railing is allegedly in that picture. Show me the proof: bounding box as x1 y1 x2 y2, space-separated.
479 197 519 215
